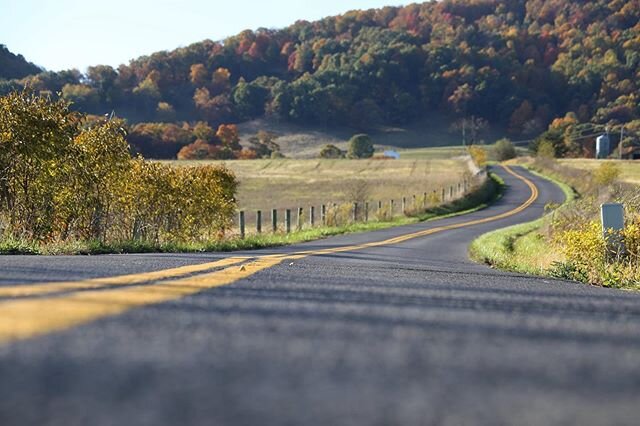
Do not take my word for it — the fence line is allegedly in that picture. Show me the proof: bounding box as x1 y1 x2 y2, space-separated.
232 176 480 238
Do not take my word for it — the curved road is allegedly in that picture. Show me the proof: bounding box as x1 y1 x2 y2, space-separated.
1 166 640 425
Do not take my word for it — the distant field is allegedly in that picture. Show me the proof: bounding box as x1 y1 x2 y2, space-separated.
238 114 505 159
558 159 640 184
169 157 471 211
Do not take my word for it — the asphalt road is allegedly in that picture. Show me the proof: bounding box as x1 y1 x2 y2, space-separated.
2 166 640 425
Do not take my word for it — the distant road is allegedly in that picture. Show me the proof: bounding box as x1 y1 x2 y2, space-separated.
2 166 640 425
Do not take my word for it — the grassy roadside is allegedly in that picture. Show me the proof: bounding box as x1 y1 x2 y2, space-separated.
2 173 503 255
469 165 575 275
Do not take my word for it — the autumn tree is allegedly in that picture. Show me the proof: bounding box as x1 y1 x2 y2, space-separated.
216 124 242 151
0 90 79 239
248 130 280 158
190 63 208 86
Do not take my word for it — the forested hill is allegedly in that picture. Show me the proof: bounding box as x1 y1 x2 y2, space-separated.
0 45 42 80
2 0 640 158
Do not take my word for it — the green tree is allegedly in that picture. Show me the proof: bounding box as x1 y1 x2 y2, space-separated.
347 134 374 159
61 84 100 112
233 79 269 119
86 65 118 104
531 129 565 158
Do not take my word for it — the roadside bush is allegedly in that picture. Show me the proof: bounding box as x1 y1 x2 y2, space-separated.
593 162 621 186
0 90 79 241
468 145 487 166
552 220 640 287
531 157 640 287
0 90 238 248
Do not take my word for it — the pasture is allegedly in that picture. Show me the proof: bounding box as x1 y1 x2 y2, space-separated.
169 157 471 212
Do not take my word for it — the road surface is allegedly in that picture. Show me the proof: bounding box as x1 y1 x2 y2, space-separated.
1 165 640 425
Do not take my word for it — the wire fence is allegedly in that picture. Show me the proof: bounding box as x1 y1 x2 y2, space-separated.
232 171 487 238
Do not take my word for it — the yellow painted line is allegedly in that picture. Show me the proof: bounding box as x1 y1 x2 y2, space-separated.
0 165 537 346
0 256 250 298
0 257 284 345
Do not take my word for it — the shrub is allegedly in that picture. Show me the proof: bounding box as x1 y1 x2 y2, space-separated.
468 145 487 166
537 140 556 158
347 134 374 159
0 90 238 247
319 144 344 159
494 138 516 161
593 162 621 186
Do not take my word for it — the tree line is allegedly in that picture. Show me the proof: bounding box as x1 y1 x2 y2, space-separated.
1 0 639 158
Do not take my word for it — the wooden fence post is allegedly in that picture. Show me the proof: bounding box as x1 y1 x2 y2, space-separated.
423 192 427 208
352 202 358 222
390 199 394 216
296 207 303 230
310 206 315 227
364 202 369 222
256 210 262 234
442 188 445 202
321 204 326 225
271 209 277 233
239 211 245 239
402 197 406 214
285 209 291 233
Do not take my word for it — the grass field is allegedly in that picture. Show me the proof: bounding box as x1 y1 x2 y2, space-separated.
169 157 471 212
558 159 640 184
238 114 506 158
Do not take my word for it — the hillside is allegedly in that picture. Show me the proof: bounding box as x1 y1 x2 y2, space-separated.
236 113 503 158
0 45 41 80
2 0 640 159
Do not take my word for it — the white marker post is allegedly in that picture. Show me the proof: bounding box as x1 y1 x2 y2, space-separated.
601 203 625 258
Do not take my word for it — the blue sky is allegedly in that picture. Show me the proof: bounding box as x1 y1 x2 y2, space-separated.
1 0 409 72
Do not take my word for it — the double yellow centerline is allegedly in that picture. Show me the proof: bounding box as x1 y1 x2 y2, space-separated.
0 165 538 345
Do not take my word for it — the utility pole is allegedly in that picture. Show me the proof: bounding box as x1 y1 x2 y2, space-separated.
620 125 624 160
462 119 466 148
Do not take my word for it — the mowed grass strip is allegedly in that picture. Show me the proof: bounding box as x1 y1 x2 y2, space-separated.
165 158 468 211
469 166 575 275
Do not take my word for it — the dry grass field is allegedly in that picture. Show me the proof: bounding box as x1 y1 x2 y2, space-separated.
558 159 640 184
169 157 471 212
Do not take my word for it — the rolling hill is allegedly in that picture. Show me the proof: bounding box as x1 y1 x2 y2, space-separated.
2 0 639 159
